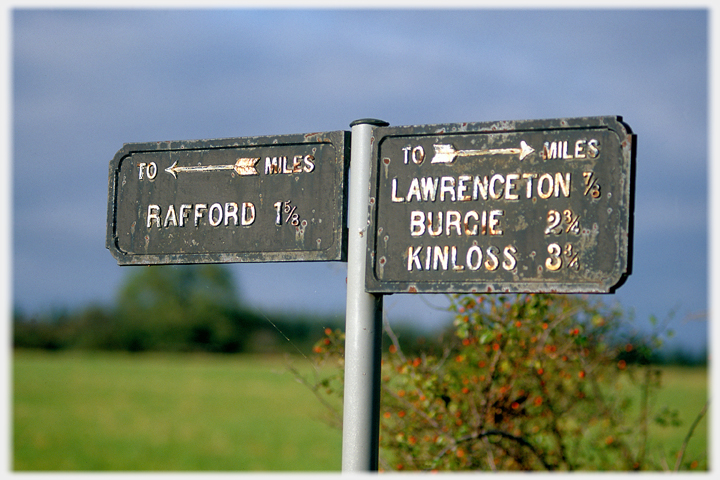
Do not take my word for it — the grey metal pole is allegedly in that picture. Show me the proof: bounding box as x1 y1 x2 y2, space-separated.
342 119 388 472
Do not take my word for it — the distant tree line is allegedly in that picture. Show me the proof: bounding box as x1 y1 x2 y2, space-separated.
13 265 343 354
12 264 426 356
13 264 706 365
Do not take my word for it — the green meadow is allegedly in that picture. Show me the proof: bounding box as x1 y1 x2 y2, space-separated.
630 366 709 470
12 350 708 471
12 350 342 471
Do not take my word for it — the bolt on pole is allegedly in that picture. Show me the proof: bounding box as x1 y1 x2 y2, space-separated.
342 119 388 472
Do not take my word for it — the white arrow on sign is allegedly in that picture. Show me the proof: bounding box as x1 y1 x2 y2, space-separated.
165 158 260 178
431 140 534 164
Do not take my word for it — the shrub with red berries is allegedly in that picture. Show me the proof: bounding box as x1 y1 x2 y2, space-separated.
304 294 697 471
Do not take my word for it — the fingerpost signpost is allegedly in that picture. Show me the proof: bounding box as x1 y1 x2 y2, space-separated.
107 115 635 472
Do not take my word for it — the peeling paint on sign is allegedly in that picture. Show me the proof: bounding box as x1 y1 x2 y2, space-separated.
106 131 350 265
365 116 635 294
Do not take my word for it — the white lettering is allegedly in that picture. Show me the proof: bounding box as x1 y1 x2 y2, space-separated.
408 245 422 271
446 211 462 236
225 202 239 226
505 173 519 200
179 204 192 227
575 140 586 159
555 172 571 198
264 155 315 175
412 146 425 165
164 205 178 227
391 178 405 203
147 204 161 228
208 203 223 227
407 178 421 202
402 146 411 165
145 202 250 228
473 176 489 200
409 209 505 237
396 172 572 203
304 154 316 173
488 210 504 236
537 174 554 199
439 176 456 202
241 202 255 226
489 174 504 199
587 139 600 158
463 211 479 236
523 173 537 198
420 177 439 202
146 162 157 180
503 245 518 271
543 141 558 160
543 139 599 159
467 245 483 271
194 204 207 227
484 246 499 271
451 246 464 271
403 243 517 273
433 245 449 271
410 211 425 236
428 212 443 237
457 175 472 201
265 157 280 175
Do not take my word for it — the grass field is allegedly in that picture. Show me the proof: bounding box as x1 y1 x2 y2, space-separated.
631 366 709 470
12 349 708 471
12 350 343 471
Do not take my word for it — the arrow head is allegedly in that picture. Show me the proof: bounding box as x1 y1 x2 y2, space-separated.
519 140 534 161
165 161 178 178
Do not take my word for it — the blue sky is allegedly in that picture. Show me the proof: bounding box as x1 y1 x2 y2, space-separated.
6 6 711 354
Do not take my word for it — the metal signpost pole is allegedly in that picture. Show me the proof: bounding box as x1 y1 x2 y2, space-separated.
342 119 388 472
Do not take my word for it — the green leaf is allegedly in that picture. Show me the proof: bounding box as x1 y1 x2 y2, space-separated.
479 330 495 345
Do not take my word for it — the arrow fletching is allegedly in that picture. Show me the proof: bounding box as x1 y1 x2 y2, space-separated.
431 144 459 164
234 158 260 176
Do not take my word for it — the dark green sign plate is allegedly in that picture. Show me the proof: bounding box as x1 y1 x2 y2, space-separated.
107 131 349 265
365 116 635 294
